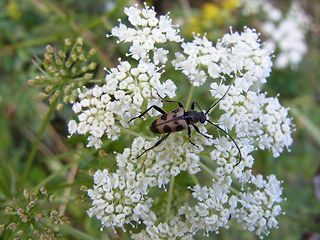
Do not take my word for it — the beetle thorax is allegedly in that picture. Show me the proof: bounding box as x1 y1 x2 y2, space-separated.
188 110 206 124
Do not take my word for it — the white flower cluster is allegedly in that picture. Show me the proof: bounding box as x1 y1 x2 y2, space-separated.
184 173 283 237
212 84 293 157
234 174 283 236
173 27 272 89
261 2 310 69
88 135 284 239
87 134 211 231
240 0 310 69
87 168 156 230
78 3 294 239
110 3 182 63
240 0 281 19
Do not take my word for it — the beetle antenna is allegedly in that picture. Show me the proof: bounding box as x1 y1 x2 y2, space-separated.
205 84 231 115
206 119 242 165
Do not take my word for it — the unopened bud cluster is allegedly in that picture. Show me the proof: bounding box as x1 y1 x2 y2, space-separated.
28 38 97 110
0 187 69 239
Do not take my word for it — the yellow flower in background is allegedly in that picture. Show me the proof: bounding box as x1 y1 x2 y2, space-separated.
6 1 21 21
186 1 240 37
202 2 230 26
221 0 241 10
188 16 202 35
203 3 220 20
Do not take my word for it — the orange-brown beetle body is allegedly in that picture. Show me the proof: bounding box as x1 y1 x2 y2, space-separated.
150 108 188 134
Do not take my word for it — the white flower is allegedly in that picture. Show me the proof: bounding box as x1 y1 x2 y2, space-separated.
191 185 209 201
87 136 102 149
153 48 169 65
67 120 77 136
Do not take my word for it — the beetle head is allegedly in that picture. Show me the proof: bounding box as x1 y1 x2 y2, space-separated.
199 111 206 123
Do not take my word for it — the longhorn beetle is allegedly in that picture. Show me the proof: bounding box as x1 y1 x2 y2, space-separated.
128 85 242 165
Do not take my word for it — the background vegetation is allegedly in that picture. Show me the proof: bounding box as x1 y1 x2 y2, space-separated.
0 0 319 239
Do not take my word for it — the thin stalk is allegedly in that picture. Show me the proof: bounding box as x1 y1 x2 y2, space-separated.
33 154 78 191
59 163 78 215
185 85 195 109
1 36 57 53
121 128 154 141
166 174 175 218
21 96 59 185
41 218 96 240
290 105 320 147
199 161 216 177
33 148 98 191
190 174 200 186
179 0 192 20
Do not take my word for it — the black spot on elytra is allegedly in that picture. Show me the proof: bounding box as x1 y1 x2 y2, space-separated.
161 114 167 121
176 125 184 131
163 125 171 133
150 120 160 134
174 120 179 125
172 109 179 113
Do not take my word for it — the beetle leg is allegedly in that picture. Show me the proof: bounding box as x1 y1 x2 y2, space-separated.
134 133 171 159
128 105 166 123
191 101 203 111
156 91 184 108
191 101 195 110
191 123 214 139
161 97 184 109
187 126 199 148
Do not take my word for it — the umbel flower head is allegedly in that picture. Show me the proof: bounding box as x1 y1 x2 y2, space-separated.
28 38 97 110
68 3 293 239
0 187 69 239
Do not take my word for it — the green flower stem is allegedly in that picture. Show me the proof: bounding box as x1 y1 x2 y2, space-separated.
21 96 60 185
185 85 195 109
179 0 192 20
41 218 95 240
33 160 77 192
290 105 320 147
190 174 200 186
166 174 175 219
199 160 216 177
33 148 98 191
121 127 154 141
3 35 57 53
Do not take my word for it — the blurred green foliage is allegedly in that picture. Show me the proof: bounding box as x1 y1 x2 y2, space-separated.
0 0 319 239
